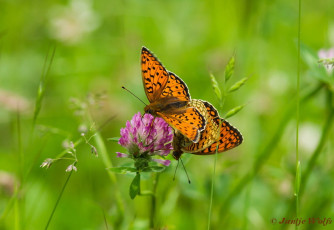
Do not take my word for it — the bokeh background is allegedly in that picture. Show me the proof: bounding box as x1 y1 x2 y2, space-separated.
1 0 334 229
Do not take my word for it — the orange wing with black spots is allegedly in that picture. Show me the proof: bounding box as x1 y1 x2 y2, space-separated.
193 119 243 155
141 47 207 142
160 72 190 101
158 107 205 143
183 100 221 152
141 47 169 102
172 100 242 160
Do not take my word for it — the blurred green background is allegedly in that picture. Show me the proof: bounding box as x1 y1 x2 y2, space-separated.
1 0 334 229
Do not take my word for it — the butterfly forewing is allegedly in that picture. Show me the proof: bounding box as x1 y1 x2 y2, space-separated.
142 47 207 142
161 72 190 101
141 47 169 102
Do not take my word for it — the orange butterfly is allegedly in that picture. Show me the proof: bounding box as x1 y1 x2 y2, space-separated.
172 99 243 160
142 47 206 142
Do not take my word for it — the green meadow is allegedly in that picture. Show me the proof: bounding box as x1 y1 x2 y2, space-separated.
1 0 334 229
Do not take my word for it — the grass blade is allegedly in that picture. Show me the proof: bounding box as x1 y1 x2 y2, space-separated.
224 104 245 119
45 163 75 229
227 77 248 93
33 45 56 127
224 55 235 82
209 73 222 103
294 161 301 196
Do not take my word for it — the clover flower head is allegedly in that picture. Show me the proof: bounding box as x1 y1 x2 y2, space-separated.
116 112 173 167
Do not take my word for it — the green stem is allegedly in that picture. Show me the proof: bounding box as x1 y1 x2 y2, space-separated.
33 45 56 128
151 173 159 229
55 139 82 159
45 162 76 229
218 84 323 220
300 106 334 196
15 110 23 230
207 143 218 230
138 173 160 229
93 132 125 216
295 0 302 228
283 92 334 227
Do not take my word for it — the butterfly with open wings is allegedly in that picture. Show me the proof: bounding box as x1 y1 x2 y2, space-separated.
141 47 243 159
142 47 206 143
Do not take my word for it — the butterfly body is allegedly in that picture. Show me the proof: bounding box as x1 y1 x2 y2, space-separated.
144 97 188 116
172 131 191 160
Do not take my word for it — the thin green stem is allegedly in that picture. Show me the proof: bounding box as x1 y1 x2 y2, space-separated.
283 95 334 227
55 139 82 159
138 173 159 229
16 110 23 181
151 173 159 229
300 106 334 196
219 84 323 220
208 102 224 229
14 184 20 230
207 143 218 230
295 0 302 228
15 110 23 230
84 100 125 227
93 132 124 216
45 162 76 229
33 45 56 128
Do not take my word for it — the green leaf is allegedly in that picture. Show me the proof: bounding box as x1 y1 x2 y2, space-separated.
227 77 248 93
129 173 141 199
107 137 120 142
225 104 245 119
142 166 166 173
150 166 166 172
294 161 301 196
107 166 137 174
210 73 222 102
224 55 235 82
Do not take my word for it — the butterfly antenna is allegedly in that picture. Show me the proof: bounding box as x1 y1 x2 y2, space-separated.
180 158 191 184
173 160 180 181
122 86 147 106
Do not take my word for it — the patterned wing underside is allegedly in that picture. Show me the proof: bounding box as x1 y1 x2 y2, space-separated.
141 47 169 102
193 119 243 155
160 72 190 101
188 100 210 121
183 100 220 152
158 107 205 143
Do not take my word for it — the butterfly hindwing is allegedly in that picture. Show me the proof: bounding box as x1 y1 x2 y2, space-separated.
183 100 221 152
158 106 205 143
172 100 243 159
194 119 243 155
